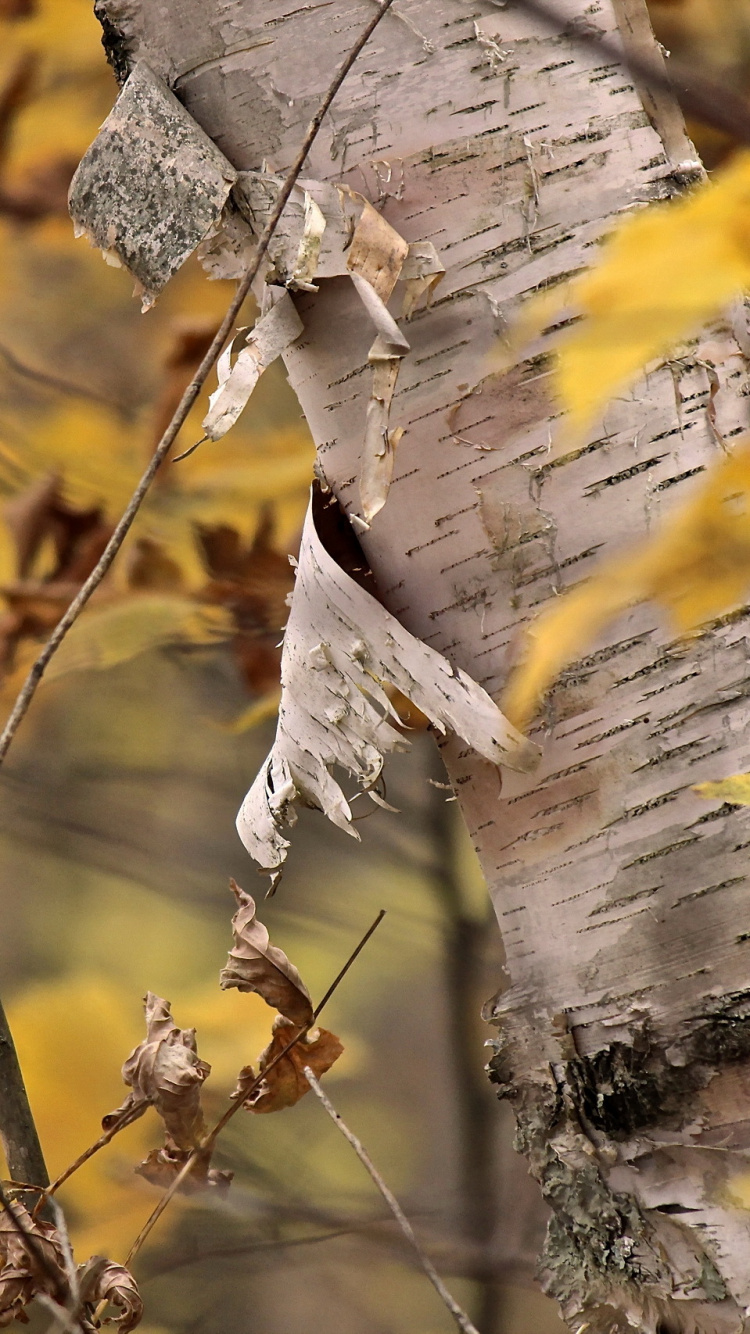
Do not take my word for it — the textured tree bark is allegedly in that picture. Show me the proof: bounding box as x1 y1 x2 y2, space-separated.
94 2 750 1330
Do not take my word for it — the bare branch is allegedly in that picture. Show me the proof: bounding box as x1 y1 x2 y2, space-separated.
0 999 49 1209
0 0 398 768
303 1067 481 1334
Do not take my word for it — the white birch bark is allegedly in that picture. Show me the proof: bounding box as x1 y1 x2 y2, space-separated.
91 2 750 1329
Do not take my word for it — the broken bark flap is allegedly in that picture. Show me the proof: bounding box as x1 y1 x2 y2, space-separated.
68 62 237 310
236 484 540 872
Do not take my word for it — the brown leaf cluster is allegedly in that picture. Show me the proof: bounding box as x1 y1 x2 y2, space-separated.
197 508 294 695
0 475 113 672
0 1202 143 1332
235 1015 344 1114
220 880 313 1026
105 992 232 1195
0 1199 64 1326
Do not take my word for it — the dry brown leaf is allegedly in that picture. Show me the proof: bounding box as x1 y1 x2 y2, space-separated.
235 1015 343 1114
104 993 232 1196
104 992 209 1150
219 881 313 1026
134 1144 232 1196
0 1200 65 1327
197 507 294 696
78 1256 143 1334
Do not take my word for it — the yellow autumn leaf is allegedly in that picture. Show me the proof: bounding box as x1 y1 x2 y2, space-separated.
692 774 750 805
44 595 234 681
502 437 750 730
727 1173 750 1209
515 149 750 437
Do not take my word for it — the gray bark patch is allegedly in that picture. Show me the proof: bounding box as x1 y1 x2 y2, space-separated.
68 62 237 309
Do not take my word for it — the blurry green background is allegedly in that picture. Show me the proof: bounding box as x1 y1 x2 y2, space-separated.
0 1 741 1330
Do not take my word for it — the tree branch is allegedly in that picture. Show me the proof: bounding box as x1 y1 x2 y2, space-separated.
0 0 398 769
303 1067 481 1334
0 998 49 1205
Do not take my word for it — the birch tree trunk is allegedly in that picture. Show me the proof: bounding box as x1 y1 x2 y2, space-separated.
93 1 750 1329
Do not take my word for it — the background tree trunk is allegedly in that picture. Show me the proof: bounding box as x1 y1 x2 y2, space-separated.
95 1 750 1329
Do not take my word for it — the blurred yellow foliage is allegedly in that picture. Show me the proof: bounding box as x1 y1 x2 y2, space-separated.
513 151 750 438
693 773 750 804
503 438 750 730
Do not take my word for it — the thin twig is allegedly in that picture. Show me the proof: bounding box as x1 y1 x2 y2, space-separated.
0 341 128 412
33 1099 149 1216
122 909 386 1268
516 0 750 146
303 1068 481 1334
0 0 397 768
0 998 49 1212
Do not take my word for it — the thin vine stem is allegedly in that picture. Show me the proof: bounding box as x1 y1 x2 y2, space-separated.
0 0 397 768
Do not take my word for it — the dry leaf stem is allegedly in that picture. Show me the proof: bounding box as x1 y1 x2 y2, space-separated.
303 1068 481 1334
0 998 49 1208
0 0 398 768
516 0 750 145
122 909 386 1268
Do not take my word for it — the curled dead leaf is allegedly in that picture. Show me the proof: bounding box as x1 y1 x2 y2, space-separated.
104 992 210 1150
78 1256 143 1334
105 993 231 1195
0 1200 65 1327
220 880 313 1026
235 1015 343 1114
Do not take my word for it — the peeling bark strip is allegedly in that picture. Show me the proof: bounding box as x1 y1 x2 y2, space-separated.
89 1 750 1329
237 484 538 870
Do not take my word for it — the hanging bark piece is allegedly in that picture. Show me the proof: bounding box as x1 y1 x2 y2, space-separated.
231 171 426 520
202 289 303 441
68 62 237 310
236 485 540 871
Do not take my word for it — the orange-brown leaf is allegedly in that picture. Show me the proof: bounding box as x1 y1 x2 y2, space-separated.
219 882 313 1026
236 1015 343 1114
